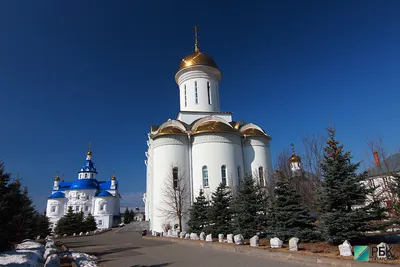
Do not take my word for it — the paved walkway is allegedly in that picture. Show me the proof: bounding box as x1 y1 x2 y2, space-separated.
62 230 309 267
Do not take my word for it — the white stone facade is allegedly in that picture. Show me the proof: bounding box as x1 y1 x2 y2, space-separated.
144 42 273 233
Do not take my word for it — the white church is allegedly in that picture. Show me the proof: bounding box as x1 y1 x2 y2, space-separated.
144 27 273 233
46 147 121 230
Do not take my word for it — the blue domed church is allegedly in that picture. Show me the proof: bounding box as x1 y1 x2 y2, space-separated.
46 147 121 230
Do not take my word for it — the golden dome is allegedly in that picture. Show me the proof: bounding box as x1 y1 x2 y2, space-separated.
192 121 236 135
111 175 116 180
178 51 218 71
289 154 301 163
54 175 60 181
151 126 186 138
87 150 92 157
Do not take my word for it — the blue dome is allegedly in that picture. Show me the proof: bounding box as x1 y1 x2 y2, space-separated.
49 192 65 199
97 191 113 197
70 179 98 190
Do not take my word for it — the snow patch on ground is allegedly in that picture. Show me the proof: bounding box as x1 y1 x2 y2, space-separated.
0 250 41 267
70 252 98 267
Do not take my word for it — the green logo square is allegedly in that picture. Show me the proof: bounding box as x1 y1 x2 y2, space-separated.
354 246 369 261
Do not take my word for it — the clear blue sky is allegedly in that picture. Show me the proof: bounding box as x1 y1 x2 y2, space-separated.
0 1 399 212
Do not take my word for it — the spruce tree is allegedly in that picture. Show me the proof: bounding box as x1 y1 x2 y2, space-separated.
208 183 233 236
233 175 268 238
187 189 209 233
55 206 79 235
123 207 130 224
317 128 376 245
129 210 135 222
7 181 37 242
33 212 51 238
0 161 12 251
268 175 317 242
83 213 97 232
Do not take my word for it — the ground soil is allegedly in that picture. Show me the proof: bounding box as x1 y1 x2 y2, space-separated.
254 238 400 265
208 235 400 264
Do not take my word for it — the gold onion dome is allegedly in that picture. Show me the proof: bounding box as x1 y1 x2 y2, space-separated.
178 51 219 71
178 26 219 71
289 154 301 163
54 175 60 181
111 174 116 180
87 150 92 157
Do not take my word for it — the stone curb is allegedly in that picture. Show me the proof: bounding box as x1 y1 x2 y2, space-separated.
142 236 388 266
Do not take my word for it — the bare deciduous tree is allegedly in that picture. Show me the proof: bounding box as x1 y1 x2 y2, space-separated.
274 142 322 212
366 138 400 215
301 133 324 183
158 166 190 232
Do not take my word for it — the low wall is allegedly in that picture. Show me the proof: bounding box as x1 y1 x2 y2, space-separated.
143 236 389 267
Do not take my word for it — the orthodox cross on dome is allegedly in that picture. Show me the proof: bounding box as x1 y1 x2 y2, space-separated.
192 25 200 53
290 143 296 154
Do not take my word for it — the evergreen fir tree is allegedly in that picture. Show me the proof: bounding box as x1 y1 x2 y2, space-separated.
83 213 97 232
392 173 400 219
268 175 317 242
123 207 130 224
7 181 37 242
317 127 378 245
75 211 86 233
233 175 269 238
187 189 209 233
55 206 79 235
34 213 51 238
208 183 233 236
129 210 135 222
0 161 12 251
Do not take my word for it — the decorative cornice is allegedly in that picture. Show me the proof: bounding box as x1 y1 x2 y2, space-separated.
152 136 188 149
193 133 241 146
244 137 270 147
177 68 221 85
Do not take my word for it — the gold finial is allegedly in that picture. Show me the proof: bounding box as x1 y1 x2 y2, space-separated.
192 25 200 53
87 141 92 156
54 170 60 181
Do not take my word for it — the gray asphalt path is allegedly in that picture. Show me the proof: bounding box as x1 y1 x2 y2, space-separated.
62 230 309 267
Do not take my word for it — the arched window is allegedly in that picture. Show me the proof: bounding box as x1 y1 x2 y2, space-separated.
237 166 241 185
207 81 211 105
184 84 187 107
195 81 198 104
259 166 264 186
84 173 87 178
221 165 227 185
202 166 209 187
172 167 179 189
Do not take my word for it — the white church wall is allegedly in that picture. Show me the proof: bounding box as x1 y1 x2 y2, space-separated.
151 135 189 233
46 199 65 219
177 67 221 112
243 137 272 185
145 146 154 230
192 133 242 200
96 215 112 229
94 197 114 216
